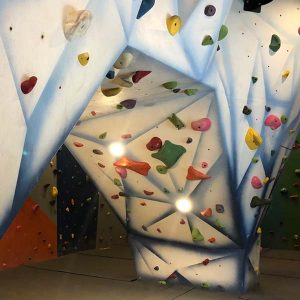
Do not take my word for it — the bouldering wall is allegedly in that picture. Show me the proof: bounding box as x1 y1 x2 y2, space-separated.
262 133 300 250
0 0 299 293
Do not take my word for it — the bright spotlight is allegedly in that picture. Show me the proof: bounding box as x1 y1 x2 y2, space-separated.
109 142 125 157
175 198 192 213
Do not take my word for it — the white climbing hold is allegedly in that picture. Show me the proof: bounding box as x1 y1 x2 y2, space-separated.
113 52 133 69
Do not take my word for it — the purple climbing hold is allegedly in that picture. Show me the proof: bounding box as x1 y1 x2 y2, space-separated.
146 137 162 151
120 99 137 109
264 114 282 130
204 5 216 16
191 118 211 132
137 0 155 19
115 167 127 179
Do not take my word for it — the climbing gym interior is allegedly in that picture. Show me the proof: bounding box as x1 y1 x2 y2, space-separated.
0 0 299 299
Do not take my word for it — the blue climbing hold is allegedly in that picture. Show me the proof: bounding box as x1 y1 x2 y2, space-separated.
137 0 155 19
106 70 115 79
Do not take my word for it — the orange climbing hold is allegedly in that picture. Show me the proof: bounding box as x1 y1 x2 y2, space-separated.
114 157 151 176
208 237 216 243
186 166 210 180
73 141 84 147
201 208 212 217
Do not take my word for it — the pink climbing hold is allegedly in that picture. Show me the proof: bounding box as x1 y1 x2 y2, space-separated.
132 71 152 83
91 111 96 116
114 157 151 176
32 204 40 212
191 118 211 131
298 26 300 35
251 176 263 189
264 115 282 130
186 166 211 180
144 190 154 196
146 137 162 151
73 141 84 147
121 133 132 139
21 76 38 94
201 162 208 168
115 166 127 179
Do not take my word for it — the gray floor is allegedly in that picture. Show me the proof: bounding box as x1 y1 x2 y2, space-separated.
0 246 299 300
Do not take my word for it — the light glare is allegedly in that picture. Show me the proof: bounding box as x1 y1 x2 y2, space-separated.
109 142 125 157
175 198 192 213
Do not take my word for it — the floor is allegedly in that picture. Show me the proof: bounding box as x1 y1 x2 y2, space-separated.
0 246 299 300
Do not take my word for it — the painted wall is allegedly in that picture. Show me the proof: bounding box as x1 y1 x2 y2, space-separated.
0 0 299 293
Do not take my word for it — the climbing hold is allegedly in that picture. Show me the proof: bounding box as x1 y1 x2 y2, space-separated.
252 77 258 84
43 183 50 189
201 162 208 168
250 196 271 208
204 5 216 16
106 70 115 79
216 204 224 213
271 150 275 157
245 128 263 150
116 104 123 110
21 76 38 94
111 194 119 200
184 89 198 96
251 176 263 189
102 87 122 97
269 34 281 52
293 183 300 188
114 52 133 69
187 166 210 180
163 188 170 194
99 132 107 139
257 227 262 234
202 258 210 266
98 163 105 168
208 237 216 243
202 35 214 45
154 266 159 271
16 225 22 230
280 188 288 194
93 149 103 155
115 167 127 179
140 202 146 207
158 280 167 285
152 140 186 168
114 157 151 176
191 227 204 241
186 137 193 144
113 75 133 88
215 218 224 229
166 15 182 36
121 133 132 139
281 115 288 124
120 99 137 109
282 70 290 79
156 165 168 174
265 106 271 112
113 178 122 187
63 9 92 41
201 283 209 289
132 71 152 83
252 157 259 163
243 106 252 115
51 186 58 198
290 194 299 200
144 190 154 196
178 219 185 225
173 88 181 93
91 111 96 116
265 114 282 130
77 52 89 66
137 0 155 19
263 177 270 184
32 204 39 212
201 208 212 217
146 137 162 151
191 118 211 131
168 113 185 129
218 25 228 41
163 81 177 89
157 228 162 233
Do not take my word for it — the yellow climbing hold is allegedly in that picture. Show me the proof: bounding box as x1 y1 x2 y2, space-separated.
51 186 58 198
166 15 182 36
282 70 290 79
257 227 262 234
78 52 89 66
101 87 122 97
263 177 270 184
245 128 263 150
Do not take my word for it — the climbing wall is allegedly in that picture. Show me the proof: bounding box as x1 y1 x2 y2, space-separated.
262 133 300 250
0 0 299 293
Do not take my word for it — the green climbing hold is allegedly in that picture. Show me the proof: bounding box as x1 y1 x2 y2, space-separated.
271 150 276 157
200 283 209 289
158 281 167 285
215 218 224 229
152 140 186 168
156 165 168 174
192 227 204 241
252 77 258 84
202 35 214 45
218 25 228 41
252 157 259 163
163 188 170 194
184 89 198 96
269 34 281 52
99 132 107 139
168 113 185 130
162 81 177 89
116 104 123 110
113 178 122 187
281 115 288 124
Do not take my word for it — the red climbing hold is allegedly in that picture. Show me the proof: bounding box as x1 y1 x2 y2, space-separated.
140 202 147 206
114 157 151 176
290 195 299 200
146 137 162 151
186 166 211 180
208 237 216 243
180 219 186 224
202 258 210 266
91 111 96 116
157 228 162 233
111 194 119 200
144 190 154 196
201 208 212 217
132 71 152 83
73 141 84 147
21 76 37 94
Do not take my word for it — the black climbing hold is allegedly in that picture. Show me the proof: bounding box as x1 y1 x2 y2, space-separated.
217 45 220 51
186 137 193 144
172 88 180 93
243 105 252 115
250 196 271 208
120 99 137 109
252 76 258 84
137 0 155 19
154 266 159 271
265 106 271 112
106 70 115 79
216 204 224 213
204 5 216 16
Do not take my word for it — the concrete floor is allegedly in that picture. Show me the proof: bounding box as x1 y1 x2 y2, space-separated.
0 246 299 300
